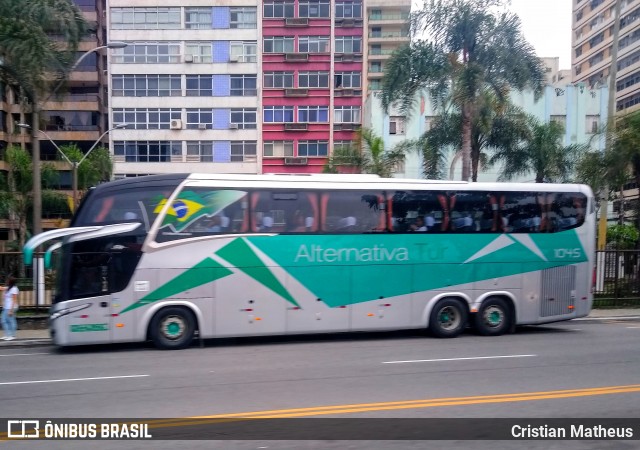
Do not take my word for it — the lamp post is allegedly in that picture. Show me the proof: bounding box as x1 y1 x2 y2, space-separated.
18 123 128 211
29 41 128 235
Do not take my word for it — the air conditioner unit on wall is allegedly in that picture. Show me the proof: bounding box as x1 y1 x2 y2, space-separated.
229 56 239 63
228 123 239 129
198 123 207 130
184 54 194 63
170 119 183 130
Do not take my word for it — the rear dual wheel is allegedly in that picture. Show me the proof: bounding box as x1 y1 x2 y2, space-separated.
474 297 511 336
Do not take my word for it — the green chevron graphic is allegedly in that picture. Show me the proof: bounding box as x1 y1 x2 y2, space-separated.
120 257 233 314
216 238 299 307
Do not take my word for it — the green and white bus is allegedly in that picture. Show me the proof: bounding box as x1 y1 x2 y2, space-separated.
24 174 595 349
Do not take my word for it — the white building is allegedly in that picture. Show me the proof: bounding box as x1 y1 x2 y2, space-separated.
107 2 261 177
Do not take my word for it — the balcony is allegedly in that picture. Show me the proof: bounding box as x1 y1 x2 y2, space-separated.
368 48 396 59
334 53 363 62
368 31 410 42
335 18 364 27
368 14 410 24
333 89 362 97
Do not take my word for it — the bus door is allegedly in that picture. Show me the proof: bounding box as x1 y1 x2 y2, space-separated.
64 249 115 345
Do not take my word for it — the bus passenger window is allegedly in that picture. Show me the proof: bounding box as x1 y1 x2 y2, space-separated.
251 190 318 233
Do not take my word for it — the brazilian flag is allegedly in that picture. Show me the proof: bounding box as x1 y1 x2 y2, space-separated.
155 190 246 232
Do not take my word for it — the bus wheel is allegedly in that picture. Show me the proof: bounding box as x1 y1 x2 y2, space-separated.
429 298 468 338
474 297 511 336
149 307 196 350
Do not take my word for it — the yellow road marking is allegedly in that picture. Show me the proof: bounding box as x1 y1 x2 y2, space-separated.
3 384 640 438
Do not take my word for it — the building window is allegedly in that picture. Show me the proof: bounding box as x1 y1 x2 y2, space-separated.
231 141 257 162
185 42 213 63
230 75 257 96
186 109 214 129
617 72 640 91
264 141 294 157
589 33 604 49
113 141 181 162
369 79 381 90
112 108 181 130
389 116 405 135
333 140 353 152
620 28 640 51
230 41 257 62
230 7 257 29
264 37 295 53
186 141 213 162
186 75 213 96
585 115 600 134
298 106 329 122
112 42 180 64
334 106 361 123
111 75 182 97
550 115 566 128
299 0 330 18
425 116 437 131
263 0 295 18
230 108 257 129
298 36 330 53
617 91 640 110
111 7 181 29
264 71 294 88
298 140 328 157
185 7 212 29
334 71 361 88
264 106 294 122
589 51 604 67
335 1 362 18
618 49 640 71
298 71 329 88
335 36 362 53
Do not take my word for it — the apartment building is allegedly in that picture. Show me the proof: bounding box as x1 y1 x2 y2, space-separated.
364 0 411 92
572 0 640 112
261 0 364 173
107 1 261 176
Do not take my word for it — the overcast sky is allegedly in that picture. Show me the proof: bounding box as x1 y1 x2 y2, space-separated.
410 0 573 69
508 0 572 69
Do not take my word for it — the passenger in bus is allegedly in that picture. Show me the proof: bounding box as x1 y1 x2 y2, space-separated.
288 210 309 232
410 216 428 232
259 215 274 232
206 216 222 232
338 216 357 231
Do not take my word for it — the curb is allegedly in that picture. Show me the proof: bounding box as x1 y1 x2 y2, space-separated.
0 339 52 348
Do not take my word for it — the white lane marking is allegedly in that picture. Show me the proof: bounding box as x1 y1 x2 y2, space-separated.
575 316 640 321
626 326 640 329
383 354 536 364
0 374 149 386
0 353 49 357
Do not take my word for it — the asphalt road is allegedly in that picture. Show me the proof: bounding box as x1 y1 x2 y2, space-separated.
1 319 640 450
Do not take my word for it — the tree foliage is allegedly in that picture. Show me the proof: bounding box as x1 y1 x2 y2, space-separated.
0 0 86 102
490 117 585 183
323 129 405 177
381 0 545 181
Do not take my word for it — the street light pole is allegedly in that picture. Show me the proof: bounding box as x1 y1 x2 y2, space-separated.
29 42 127 235
18 123 127 212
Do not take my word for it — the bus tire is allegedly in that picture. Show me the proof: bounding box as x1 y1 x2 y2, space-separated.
429 298 468 338
149 307 196 350
474 297 511 336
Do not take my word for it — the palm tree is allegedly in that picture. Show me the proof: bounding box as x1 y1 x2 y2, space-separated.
381 0 545 181
490 117 584 183
323 128 406 178
0 0 86 234
417 95 530 181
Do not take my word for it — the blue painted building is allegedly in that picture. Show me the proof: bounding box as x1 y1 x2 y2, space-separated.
365 83 609 182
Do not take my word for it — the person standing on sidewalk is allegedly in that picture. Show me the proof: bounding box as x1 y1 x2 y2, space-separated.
1 276 19 341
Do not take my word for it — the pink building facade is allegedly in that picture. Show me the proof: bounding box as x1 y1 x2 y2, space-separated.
262 0 364 173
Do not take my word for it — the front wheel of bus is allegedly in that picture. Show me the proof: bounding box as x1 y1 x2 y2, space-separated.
429 298 468 338
150 307 196 350
474 297 511 336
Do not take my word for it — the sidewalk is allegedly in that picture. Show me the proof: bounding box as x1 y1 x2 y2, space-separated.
1 308 639 348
